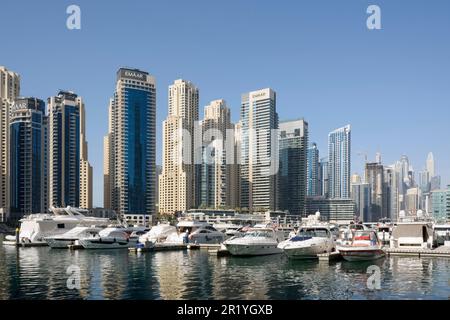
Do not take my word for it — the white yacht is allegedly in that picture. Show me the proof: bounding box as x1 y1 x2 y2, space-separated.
390 221 434 249
138 223 177 244
7 207 110 245
223 226 284 256
165 220 225 244
78 227 138 249
277 226 335 259
44 226 103 248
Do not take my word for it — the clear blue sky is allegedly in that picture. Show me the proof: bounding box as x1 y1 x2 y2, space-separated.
1 0 449 206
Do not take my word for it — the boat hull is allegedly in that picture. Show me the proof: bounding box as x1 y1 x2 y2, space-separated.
79 238 138 249
45 238 75 249
225 243 282 256
338 247 385 262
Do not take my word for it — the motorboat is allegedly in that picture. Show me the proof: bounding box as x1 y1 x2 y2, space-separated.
44 226 103 248
78 227 138 249
139 223 177 244
223 226 285 256
376 224 392 245
337 230 385 262
277 225 335 259
165 220 225 244
389 221 434 249
6 207 110 245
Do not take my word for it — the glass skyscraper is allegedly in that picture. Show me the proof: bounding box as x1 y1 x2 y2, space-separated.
48 91 82 208
105 68 156 218
328 125 351 199
307 142 320 197
9 98 48 220
279 119 308 215
240 88 278 212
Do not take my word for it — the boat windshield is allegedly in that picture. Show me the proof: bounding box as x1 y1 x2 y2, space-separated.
298 228 329 238
244 231 272 238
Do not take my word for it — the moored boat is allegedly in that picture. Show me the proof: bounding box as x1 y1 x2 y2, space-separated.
337 230 385 262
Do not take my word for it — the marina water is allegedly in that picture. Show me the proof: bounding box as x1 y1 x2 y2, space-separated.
0 238 449 300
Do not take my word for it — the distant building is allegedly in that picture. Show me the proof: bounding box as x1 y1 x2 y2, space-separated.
87 207 116 219
365 162 385 222
350 175 370 222
278 119 308 215
328 125 351 199
431 186 450 222
319 157 329 198
307 143 320 197
406 187 419 214
384 165 399 222
306 197 356 223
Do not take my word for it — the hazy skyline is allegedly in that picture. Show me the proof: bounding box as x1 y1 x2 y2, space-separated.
1 0 449 206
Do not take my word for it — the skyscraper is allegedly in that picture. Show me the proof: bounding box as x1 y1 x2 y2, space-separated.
240 88 278 212
9 98 48 220
279 119 308 215
79 99 92 209
0 66 20 218
319 157 329 198
328 125 351 199
307 142 320 197
48 91 86 208
200 99 232 209
426 152 435 178
105 68 156 218
159 79 199 214
350 174 370 222
384 165 399 222
365 162 385 221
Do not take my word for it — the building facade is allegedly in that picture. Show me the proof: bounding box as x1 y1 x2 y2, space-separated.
240 88 278 212
159 79 199 214
104 68 156 217
319 157 329 198
199 99 233 209
307 142 320 197
9 98 48 220
306 197 356 223
365 162 385 222
278 119 308 215
48 91 83 208
328 125 351 199
0 66 20 219
350 174 370 222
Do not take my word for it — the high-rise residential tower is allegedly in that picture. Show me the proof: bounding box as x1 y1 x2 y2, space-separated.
104 68 156 218
48 91 88 208
79 98 92 209
307 142 320 197
279 119 308 215
200 99 232 209
9 98 48 220
240 88 278 212
350 174 370 222
365 162 385 221
319 157 329 198
328 125 351 199
0 66 20 218
159 79 199 214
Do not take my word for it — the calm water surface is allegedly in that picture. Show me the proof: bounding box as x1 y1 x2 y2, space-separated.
0 237 449 300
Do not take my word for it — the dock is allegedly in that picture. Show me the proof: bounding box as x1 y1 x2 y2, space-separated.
154 243 187 251
68 244 84 250
386 246 450 258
